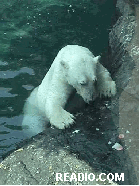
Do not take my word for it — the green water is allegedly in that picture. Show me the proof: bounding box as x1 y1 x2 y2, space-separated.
0 0 115 159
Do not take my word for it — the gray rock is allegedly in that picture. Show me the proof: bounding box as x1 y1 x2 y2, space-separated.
0 136 117 185
109 0 139 184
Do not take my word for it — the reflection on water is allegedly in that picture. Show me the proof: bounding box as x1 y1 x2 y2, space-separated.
0 60 8 66
22 85 34 90
0 116 24 136
0 88 18 97
0 67 35 79
0 115 24 157
0 65 36 159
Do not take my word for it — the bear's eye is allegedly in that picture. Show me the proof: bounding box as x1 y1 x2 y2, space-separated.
80 81 87 86
92 77 97 82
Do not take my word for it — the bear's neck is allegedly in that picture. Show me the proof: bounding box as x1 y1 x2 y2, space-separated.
41 59 74 94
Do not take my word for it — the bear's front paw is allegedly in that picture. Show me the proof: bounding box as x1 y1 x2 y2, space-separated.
98 80 116 97
50 110 75 129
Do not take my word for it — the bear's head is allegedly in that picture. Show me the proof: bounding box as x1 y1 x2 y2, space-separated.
60 53 101 103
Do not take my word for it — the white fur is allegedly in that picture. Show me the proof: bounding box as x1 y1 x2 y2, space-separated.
22 45 116 137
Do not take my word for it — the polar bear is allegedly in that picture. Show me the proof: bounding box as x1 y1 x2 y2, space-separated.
22 45 116 137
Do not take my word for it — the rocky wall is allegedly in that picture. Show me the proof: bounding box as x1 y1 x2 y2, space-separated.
109 0 139 184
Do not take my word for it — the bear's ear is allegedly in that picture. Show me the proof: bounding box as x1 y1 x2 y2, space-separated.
93 55 101 63
60 60 69 69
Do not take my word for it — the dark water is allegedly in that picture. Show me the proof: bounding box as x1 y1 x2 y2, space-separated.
0 0 115 159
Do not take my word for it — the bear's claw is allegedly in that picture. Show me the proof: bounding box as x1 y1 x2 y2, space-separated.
50 110 75 129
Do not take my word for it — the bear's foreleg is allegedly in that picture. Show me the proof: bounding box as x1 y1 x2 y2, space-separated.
46 104 75 129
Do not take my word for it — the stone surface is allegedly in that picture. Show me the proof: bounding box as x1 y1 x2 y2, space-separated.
109 0 139 184
0 133 118 185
